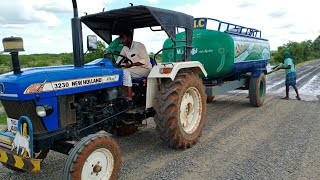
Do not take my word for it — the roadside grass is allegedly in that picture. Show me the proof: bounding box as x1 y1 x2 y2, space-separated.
296 59 320 68
0 113 7 124
0 102 6 124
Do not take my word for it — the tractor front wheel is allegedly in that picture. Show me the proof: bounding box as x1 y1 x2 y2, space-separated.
154 72 207 149
63 134 121 180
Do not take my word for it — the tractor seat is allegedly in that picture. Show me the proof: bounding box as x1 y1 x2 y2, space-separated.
132 58 157 83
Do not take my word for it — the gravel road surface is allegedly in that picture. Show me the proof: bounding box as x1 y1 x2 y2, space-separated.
1 61 319 180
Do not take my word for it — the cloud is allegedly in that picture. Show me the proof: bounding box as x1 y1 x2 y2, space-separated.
279 24 295 29
0 24 25 29
147 0 159 3
269 11 287 18
238 1 256 8
174 0 320 50
0 0 113 29
1 0 319 54
34 0 113 14
33 1 71 13
0 0 61 28
289 31 306 35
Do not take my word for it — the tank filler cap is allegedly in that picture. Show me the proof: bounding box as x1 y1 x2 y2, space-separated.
2 36 25 53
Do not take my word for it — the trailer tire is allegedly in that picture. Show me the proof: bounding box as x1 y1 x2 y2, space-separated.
63 134 121 180
249 72 266 107
154 72 207 149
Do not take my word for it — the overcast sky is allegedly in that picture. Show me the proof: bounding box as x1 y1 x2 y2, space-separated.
0 0 319 54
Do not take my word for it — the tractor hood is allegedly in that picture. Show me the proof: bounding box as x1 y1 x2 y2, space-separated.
0 58 123 101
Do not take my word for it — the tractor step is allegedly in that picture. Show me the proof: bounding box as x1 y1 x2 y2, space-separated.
126 107 145 115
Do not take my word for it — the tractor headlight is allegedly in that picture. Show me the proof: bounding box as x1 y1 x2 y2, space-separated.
36 105 53 117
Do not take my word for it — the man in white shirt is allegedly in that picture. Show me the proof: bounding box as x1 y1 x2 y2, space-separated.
118 30 152 101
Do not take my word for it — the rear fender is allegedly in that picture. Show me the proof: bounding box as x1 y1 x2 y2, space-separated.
147 61 207 80
251 68 266 78
146 61 207 109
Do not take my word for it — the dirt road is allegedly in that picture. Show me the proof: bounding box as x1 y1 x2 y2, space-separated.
1 61 320 179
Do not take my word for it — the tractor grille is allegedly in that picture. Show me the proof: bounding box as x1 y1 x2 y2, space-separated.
1 100 46 133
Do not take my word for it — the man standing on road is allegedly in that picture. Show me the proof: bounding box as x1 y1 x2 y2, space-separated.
277 51 301 100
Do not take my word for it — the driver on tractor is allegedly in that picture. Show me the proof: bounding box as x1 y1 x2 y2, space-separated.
118 30 152 101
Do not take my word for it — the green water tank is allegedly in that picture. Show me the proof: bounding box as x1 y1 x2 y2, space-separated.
162 29 270 78
162 29 234 78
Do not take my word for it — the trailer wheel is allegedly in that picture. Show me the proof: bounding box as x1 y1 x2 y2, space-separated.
249 72 266 107
63 134 121 180
154 72 207 149
206 96 215 103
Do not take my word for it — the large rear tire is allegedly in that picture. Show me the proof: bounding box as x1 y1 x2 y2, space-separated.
249 72 266 107
154 72 207 149
63 134 121 180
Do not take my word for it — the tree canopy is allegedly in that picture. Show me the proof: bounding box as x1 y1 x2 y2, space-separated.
271 35 320 64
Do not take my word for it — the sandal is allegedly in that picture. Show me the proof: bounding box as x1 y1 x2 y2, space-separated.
281 97 289 100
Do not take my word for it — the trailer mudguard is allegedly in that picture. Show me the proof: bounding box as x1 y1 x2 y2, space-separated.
146 61 207 109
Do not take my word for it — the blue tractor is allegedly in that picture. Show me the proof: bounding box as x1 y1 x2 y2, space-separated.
0 1 208 179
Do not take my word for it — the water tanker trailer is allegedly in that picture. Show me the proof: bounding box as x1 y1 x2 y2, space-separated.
161 18 270 106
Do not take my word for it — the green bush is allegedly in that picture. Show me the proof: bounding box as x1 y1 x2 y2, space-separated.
0 113 6 125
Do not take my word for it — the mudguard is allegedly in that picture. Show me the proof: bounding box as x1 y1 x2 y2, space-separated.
146 61 207 109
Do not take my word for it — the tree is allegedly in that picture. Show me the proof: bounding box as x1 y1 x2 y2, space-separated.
311 35 320 58
84 40 108 63
271 37 318 65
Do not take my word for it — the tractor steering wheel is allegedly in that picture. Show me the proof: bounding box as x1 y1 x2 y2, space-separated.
103 52 118 65
116 55 133 68
103 52 133 68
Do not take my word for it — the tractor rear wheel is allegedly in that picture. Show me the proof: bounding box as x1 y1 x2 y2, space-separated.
63 134 121 180
249 72 266 107
154 72 207 149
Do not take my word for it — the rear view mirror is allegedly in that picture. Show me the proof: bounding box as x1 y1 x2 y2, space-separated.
87 35 97 51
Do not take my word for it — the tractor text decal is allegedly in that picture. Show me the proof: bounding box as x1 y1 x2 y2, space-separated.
24 75 119 94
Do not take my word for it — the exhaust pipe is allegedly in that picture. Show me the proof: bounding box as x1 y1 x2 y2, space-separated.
71 0 84 67
2 37 24 74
